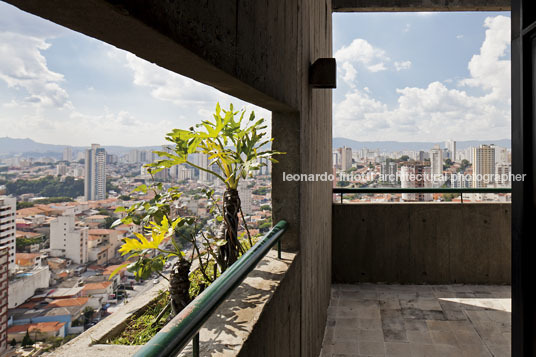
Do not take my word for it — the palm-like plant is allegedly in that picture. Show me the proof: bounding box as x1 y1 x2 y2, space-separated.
150 103 283 270
111 183 194 315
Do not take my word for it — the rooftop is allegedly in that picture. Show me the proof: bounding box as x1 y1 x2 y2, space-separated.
46 297 89 308
15 231 42 238
88 229 116 235
8 321 65 334
46 287 84 298
82 281 112 291
86 215 109 220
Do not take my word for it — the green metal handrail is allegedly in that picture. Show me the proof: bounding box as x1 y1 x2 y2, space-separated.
333 187 511 203
134 220 288 357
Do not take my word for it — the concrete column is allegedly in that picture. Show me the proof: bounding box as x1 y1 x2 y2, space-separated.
272 111 301 252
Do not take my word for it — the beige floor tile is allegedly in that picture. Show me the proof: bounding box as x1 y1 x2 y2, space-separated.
336 318 360 329
487 344 511 357
358 318 382 330
454 330 482 345
409 343 436 357
358 341 385 356
385 342 411 356
426 320 450 331
320 285 511 357
458 343 492 357
332 341 358 355
334 328 359 341
434 344 463 357
406 330 433 344
430 330 458 346
357 329 384 342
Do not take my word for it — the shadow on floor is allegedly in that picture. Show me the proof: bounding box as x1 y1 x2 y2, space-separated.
320 284 510 357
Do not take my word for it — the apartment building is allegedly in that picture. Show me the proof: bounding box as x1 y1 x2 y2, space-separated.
0 196 16 272
430 145 444 187
84 144 107 201
50 215 88 264
400 164 432 202
472 144 496 188
0 249 8 355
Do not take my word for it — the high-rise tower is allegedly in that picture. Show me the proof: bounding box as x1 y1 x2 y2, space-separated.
84 144 107 201
0 196 15 272
472 145 495 188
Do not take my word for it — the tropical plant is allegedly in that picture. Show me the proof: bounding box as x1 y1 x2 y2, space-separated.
112 103 282 322
149 103 283 269
111 183 194 315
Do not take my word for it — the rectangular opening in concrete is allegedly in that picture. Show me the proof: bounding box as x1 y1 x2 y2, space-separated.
332 11 512 204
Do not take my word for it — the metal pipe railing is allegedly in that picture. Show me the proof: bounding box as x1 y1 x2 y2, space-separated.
333 187 512 203
134 220 288 357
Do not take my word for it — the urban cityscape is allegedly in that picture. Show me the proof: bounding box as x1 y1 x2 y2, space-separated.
0 140 272 354
333 139 512 203
0 134 512 354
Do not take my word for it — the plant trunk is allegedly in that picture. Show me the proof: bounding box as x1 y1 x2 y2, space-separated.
169 259 191 315
219 188 242 271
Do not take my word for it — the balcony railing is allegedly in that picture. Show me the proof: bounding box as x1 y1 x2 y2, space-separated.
333 187 511 203
133 220 288 357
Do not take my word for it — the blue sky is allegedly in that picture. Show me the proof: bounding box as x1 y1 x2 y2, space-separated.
0 3 511 146
333 11 511 142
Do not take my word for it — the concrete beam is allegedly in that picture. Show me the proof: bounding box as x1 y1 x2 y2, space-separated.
2 0 294 112
333 0 511 12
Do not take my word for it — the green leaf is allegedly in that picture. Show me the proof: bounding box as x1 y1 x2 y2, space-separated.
133 184 147 194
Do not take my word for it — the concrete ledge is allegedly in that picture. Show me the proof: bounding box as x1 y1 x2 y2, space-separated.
332 0 511 12
49 249 297 356
333 203 511 284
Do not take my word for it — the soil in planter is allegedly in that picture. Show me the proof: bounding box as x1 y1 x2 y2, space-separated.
107 291 171 345
106 235 259 346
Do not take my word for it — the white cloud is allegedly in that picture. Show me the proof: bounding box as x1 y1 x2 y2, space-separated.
335 39 390 74
394 61 412 71
0 32 70 108
335 81 509 141
334 15 511 142
124 53 221 106
122 51 271 128
368 63 387 72
456 34 464 39
341 62 357 85
459 15 510 102
335 38 411 85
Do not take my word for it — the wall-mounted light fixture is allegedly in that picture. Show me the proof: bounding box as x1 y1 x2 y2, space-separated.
309 58 336 88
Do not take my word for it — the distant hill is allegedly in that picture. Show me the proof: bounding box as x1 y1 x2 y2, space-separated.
333 137 511 152
0 137 162 155
0 136 512 157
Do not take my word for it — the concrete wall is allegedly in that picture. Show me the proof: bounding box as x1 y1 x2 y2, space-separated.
238 253 301 357
333 203 511 284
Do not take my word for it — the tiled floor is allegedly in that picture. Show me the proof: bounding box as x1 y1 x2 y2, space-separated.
320 284 511 357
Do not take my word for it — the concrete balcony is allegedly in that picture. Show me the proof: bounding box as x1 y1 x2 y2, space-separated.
320 202 511 356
